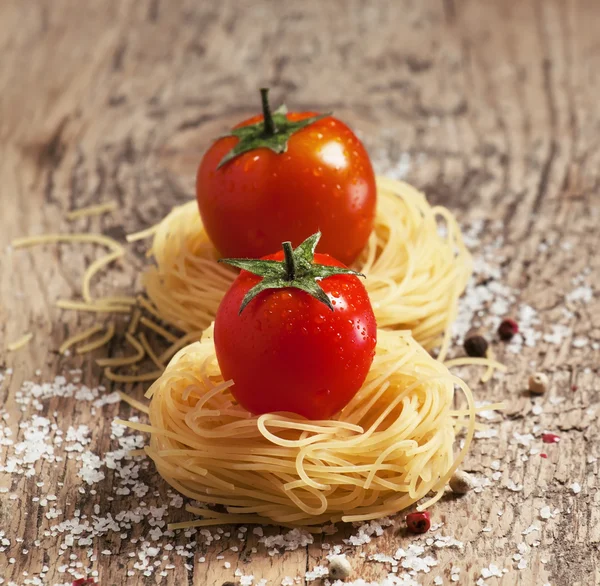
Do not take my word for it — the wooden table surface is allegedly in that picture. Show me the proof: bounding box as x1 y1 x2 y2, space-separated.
1 1 599 585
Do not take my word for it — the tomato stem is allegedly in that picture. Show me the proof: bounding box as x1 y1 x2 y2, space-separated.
282 241 296 281
260 88 276 136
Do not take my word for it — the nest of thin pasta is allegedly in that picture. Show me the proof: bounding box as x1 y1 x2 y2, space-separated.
127 327 475 529
143 177 471 361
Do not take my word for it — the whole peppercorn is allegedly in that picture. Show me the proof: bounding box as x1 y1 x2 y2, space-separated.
328 555 352 580
498 318 519 341
406 510 431 534
528 372 548 395
449 470 475 495
463 334 489 358
542 433 560 444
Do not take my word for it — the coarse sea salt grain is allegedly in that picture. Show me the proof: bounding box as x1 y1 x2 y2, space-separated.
512 432 535 447
344 518 393 546
475 428 498 440
522 524 540 536
259 528 313 552
305 565 328 582
394 544 437 574
543 324 572 345
505 480 524 492
570 482 582 494
480 564 504 579
566 285 593 304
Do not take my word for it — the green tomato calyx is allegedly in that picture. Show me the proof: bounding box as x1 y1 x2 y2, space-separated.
219 232 364 313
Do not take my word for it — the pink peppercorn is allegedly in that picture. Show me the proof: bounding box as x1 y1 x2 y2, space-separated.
406 510 431 534
498 318 519 341
542 433 560 444
540 453 548 459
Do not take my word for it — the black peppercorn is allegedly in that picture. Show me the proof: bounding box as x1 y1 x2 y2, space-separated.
463 335 488 357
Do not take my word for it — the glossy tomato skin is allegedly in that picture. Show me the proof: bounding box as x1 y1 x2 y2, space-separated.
214 252 377 420
196 113 376 266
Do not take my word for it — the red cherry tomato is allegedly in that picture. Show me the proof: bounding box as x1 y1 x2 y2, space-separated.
214 251 377 420
196 94 376 266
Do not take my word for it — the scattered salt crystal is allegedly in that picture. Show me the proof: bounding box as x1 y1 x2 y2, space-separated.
259 528 313 551
370 552 396 564
480 564 503 579
543 324 572 345
505 479 524 492
566 286 593 304
344 518 393 546
432 534 463 549
475 429 498 440
570 482 582 494
305 565 328 582
512 432 535 447
78 451 105 484
475 402 500 421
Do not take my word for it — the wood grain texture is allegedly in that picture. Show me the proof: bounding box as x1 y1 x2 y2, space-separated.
1 0 599 585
